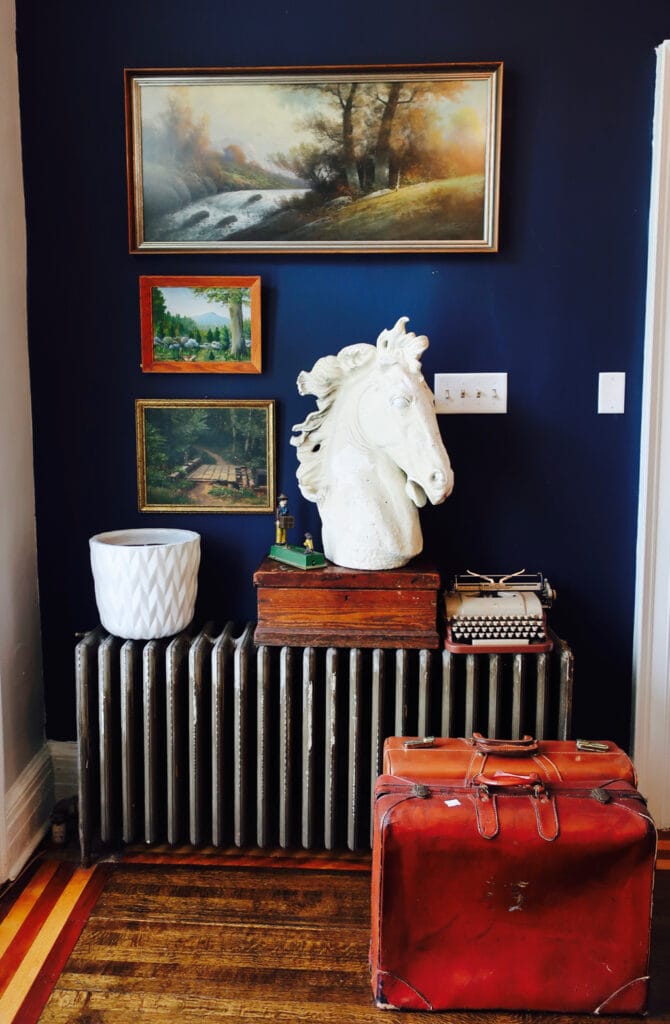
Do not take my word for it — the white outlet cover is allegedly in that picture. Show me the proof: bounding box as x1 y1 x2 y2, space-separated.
598 372 625 414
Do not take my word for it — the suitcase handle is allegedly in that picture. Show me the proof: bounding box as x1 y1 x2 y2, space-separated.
474 770 544 790
472 733 540 756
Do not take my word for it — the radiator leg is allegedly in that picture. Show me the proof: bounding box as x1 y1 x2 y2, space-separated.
76 629 104 867
301 648 317 849
98 635 119 845
417 650 431 736
441 650 456 737
143 640 162 845
394 649 408 735
211 626 233 847
166 635 189 846
324 648 338 851
233 625 254 848
256 645 271 848
488 654 502 739
511 654 527 739
347 648 363 851
556 633 575 739
279 646 294 849
120 640 140 844
535 652 549 740
369 649 385 847
465 654 479 736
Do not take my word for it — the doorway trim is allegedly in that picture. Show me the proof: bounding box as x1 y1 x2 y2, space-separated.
633 40 670 827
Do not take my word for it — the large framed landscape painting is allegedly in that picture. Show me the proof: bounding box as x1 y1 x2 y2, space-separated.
140 275 262 372
125 63 503 254
136 399 275 513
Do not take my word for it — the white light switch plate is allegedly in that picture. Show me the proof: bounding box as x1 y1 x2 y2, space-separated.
434 372 508 414
598 372 625 414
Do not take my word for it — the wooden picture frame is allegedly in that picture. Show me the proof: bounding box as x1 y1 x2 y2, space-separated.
125 62 503 254
136 398 275 513
140 275 261 373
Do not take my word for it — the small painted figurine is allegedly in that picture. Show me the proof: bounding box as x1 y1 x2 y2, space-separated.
303 532 314 552
275 494 290 545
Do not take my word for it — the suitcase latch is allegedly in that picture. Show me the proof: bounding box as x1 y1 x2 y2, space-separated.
403 737 436 749
576 739 610 752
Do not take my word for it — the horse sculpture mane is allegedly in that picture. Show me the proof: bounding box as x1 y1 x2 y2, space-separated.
291 317 453 570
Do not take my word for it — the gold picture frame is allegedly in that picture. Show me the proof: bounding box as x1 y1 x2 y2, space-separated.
136 398 275 513
125 62 503 254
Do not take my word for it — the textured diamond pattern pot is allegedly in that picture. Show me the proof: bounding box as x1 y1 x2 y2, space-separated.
89 528 200 639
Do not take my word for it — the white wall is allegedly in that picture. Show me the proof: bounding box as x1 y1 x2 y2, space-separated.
0 0 51 879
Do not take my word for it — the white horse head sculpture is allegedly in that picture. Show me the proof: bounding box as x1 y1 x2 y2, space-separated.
290 317 454 570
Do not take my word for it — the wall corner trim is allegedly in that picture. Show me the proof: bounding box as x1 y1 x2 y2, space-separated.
5 744 55 880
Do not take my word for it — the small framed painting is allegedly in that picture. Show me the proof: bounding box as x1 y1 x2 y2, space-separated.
136 398 275 513
125 62 503 254
140 275 261 373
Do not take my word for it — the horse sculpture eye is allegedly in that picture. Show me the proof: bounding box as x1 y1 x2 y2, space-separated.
391 395 411 410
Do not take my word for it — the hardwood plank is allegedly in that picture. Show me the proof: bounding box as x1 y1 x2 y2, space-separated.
61 922 368 973
89 865 370 927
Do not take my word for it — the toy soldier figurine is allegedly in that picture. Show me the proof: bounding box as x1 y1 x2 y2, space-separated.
303 532 314 552
275 494 294 545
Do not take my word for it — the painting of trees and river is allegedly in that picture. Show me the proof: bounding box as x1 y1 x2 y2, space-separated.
136 400 274 512
127 65 502 251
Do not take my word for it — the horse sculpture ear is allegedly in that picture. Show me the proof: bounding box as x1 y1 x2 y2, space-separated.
377 316 429 372
337 343 376 373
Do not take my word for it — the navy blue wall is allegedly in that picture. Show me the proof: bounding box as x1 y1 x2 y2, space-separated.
15 1 670 745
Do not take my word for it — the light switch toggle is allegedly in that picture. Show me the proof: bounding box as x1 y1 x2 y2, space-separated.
434 373 508 414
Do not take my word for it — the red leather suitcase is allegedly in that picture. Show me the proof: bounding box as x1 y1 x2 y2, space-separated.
371 736 656 1014
383 733 639 786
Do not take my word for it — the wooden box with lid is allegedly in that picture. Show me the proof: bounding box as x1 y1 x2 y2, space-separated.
253 557 441 649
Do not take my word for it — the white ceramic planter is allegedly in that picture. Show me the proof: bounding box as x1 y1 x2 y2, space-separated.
89 528 200 639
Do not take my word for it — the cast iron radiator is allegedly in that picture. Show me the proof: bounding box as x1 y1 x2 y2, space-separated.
75 624 573 864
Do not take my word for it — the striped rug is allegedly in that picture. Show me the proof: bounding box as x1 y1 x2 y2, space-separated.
0 860 110 1023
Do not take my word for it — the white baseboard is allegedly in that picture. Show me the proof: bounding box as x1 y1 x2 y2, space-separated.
49 740 78 804
6 744 55 879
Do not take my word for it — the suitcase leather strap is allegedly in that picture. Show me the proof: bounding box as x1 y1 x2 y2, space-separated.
473 772 560 842
474 788 499 839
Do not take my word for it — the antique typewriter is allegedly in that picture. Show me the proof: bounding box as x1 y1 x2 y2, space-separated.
444 570 555 654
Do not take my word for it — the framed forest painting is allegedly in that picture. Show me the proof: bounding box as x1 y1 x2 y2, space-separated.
140 275 261 372
136 399 275 512
125 62 503 254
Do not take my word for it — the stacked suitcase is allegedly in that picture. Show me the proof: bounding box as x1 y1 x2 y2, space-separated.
371 734 656 1014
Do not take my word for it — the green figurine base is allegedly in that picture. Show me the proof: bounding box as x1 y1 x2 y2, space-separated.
269 544 326 569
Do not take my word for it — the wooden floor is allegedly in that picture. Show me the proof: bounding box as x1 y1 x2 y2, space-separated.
0 840 668 1024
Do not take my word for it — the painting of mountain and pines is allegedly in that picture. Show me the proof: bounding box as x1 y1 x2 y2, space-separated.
139 276 261 372
126 65 502 252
